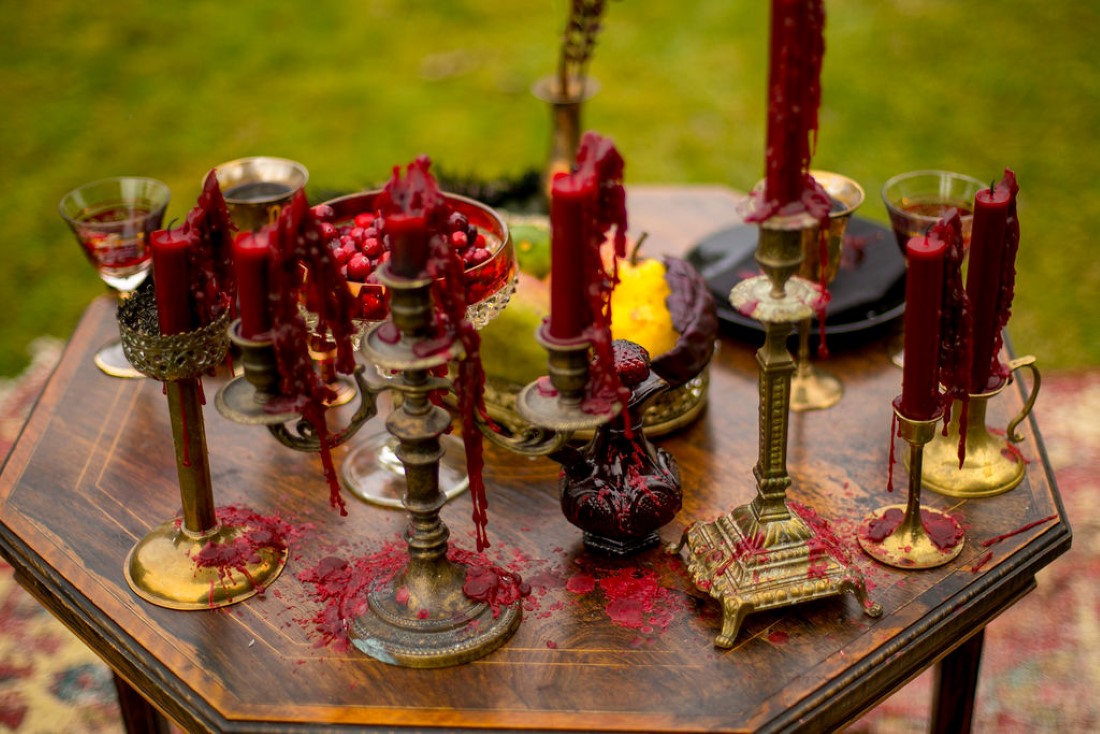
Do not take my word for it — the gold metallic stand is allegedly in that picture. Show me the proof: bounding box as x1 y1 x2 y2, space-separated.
532 74 598 202
346 270 521 668
859 408 964 569
673 212 881 648
790 171 864 412
119 296 286 609
921 356 1040 498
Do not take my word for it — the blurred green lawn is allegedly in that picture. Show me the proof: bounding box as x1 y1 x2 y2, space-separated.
2 1 1097 377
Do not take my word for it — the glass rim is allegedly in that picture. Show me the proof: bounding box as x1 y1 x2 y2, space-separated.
214 156 309 204
58 176 171 227
881 169 986 195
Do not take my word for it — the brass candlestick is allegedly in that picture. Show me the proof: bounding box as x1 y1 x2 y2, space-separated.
347 268 521 668
858 407 965 569
921 356 1040 498
532 75 598 203
118 291 286 609
790 171 864 412
672 211 881 648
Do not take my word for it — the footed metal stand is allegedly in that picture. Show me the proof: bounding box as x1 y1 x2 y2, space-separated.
119 299 286 609
345 272 523 668
673 212 881 648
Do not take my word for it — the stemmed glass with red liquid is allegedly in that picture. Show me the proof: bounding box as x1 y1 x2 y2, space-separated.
881 170 983 366
59 177 171 377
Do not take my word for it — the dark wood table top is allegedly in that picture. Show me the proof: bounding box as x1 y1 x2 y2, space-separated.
0 186 1070 732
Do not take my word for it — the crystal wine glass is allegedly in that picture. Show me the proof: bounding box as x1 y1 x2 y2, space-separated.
882 170 982 366
59 176 171 378
319 191 517 508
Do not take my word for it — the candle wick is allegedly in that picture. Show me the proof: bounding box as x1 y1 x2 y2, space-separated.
629 232 648 266
990 179 996 194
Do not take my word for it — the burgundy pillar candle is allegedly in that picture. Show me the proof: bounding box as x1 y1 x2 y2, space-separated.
151 228 195 335
548 173 595 340
762 0 826 211
386 212 429 279
899 234 946 420
966 169 1019 393
232 230 272 339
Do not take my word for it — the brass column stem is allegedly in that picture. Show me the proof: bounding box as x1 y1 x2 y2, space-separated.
166 378 218 536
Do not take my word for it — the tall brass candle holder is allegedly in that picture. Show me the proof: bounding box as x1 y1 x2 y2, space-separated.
858 406 965 569
345 268 524 668
790 171 864 412
118 290 287 609
920 356 1040 498
672 212 881 648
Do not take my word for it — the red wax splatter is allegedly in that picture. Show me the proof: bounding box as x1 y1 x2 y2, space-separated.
865 508 904 542
922 510 963 551
546 640 558 649
767 630 790 645
967 169 1020 393
190 505 307 607
565 573 596 594
970 551 994 573
980 514 1057 548
886 409 899 492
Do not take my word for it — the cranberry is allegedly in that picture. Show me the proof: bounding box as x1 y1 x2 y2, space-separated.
333 246 351 265
362 236 382 258
320 222 337 239
354 212 375 229
347 253 371 280
311 204 335 221
451 230 468 249
464 247 491 267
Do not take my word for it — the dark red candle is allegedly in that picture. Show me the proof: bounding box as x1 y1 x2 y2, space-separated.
386 213 429 279
548 173 595 340
899 234 946 420
232 230 272 339
966 169 1019 393
151 227 195 335
759 0 827 216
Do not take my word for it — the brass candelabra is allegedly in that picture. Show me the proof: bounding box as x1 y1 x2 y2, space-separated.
672 211 881 647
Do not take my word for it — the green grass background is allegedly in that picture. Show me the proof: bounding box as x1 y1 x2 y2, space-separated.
2 1 1097 377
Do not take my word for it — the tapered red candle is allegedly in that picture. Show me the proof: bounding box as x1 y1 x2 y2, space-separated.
548 173 595 340
232 230 272 339
899 234 946 420
966 169 1019 393
760 0 826 213
387 213 429 279
151 228 195 336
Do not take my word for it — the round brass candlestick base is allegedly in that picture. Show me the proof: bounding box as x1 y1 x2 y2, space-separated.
215 376 301 426
920 356 1039 498
323 375 357 407
857 504 964 569
350 561 521 668
93 340 145 379
790 363 843 412
124 522 287 610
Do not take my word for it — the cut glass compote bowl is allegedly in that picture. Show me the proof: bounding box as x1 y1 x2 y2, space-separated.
59 176 170 378
317 191 516 508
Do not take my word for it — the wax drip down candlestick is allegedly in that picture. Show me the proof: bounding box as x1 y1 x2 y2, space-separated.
261 192 358 514
967 168 1020 394
546 131 629 417
932 211 973 462
748 0 831 224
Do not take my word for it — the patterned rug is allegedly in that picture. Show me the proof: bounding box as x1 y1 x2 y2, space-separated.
1 339 1096 733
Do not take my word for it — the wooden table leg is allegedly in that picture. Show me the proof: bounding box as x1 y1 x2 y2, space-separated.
113 672 171 734
931 628 985 734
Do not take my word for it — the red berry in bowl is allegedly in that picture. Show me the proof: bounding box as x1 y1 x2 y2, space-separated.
347 253 371 280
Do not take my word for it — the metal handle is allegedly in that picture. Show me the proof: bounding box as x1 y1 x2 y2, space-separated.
1005 355 1040 443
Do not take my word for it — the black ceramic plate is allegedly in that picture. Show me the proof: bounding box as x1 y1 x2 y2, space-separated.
686 217 906 336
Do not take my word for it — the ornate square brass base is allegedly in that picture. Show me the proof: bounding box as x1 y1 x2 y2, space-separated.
676 505 881 648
